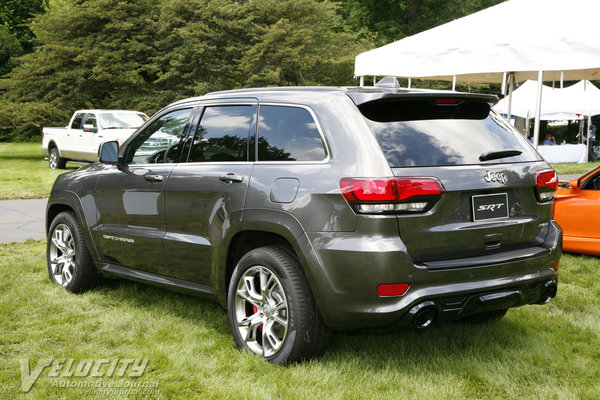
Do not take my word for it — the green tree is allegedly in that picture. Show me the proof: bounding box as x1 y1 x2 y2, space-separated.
339 0 506 45
1 0 367 141
0 0 47 75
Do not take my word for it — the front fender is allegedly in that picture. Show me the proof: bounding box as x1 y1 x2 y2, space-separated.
46 190 102 265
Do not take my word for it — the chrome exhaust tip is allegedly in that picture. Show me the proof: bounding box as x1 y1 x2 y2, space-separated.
408 301 437 329
538 280 557 305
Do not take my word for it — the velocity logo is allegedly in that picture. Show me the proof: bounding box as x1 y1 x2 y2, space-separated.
19 358 148 392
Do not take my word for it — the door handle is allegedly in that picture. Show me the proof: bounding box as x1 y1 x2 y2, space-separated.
145 174 164 183
219 173 244 183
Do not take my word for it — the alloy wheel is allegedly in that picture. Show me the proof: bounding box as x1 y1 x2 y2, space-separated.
233 265 289 357
49 223 76 286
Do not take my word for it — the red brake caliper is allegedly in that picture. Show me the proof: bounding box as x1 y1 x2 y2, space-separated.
252 305 263 332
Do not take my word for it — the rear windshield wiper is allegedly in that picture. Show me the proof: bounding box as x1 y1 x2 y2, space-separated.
479 149 522 162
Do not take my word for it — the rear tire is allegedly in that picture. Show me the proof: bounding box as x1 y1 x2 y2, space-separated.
49 147 66 169
458 308 508 324
227 246 330 364
47 211 102 293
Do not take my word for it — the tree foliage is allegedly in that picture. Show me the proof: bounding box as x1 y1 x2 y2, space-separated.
0 0 47 75
339 0 506 46
0 0 366 141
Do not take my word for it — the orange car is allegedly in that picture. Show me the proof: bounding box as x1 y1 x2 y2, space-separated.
554 165 600 255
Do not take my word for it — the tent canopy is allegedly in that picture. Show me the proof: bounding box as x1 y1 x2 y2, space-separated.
494 80 600 119
354 0 600 83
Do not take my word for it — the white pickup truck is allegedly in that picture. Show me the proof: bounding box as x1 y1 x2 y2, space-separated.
42 109 149 169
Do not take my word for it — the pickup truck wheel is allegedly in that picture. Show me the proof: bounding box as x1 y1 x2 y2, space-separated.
47 211 102 293
49 147 66 169
227 246 330 364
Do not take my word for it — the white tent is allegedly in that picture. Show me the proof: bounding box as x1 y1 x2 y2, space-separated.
494 80 600 120
354 0 600 83
353 0 600 149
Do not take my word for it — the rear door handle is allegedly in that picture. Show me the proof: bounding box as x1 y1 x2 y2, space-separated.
145 174 164 183
219 173 244 183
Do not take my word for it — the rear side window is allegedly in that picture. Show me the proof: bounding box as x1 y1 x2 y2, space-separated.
188 105 254 162
360 98 541 167
71 113 84 129
257 105 327 162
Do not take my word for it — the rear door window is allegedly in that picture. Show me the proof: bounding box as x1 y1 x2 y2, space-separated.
359 98 540 167
71 113 84 129
188 105 254 162
257 105 327 162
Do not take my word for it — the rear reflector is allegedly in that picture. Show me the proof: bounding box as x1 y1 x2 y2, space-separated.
535 169 558 202
339 177 445 214
553 259 560 272
378 283 410 297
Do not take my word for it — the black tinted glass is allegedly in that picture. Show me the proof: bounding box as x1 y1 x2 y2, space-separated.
361 99 540 167
258 105 327 162
188 106 253 162
71 113 84 129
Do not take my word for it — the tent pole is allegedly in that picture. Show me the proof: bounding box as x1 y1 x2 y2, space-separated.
587 115 592 162
408 78 412 88
560 72 564 88
501 72 507 95
452 75 456 91
533 70 543 149
373 76 376 86
360 76 364 87
506 72 514 124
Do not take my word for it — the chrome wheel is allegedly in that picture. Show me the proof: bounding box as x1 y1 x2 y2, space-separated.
234 265 289 357
49 223 76 286
49 149 58 169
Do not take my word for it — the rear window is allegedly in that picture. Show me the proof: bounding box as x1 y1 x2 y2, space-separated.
359 98 541 167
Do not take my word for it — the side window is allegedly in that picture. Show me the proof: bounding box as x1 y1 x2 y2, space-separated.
83 114 97 128
124 108 193 165
71 113 84 129
257 105 327 162
188 105 254 162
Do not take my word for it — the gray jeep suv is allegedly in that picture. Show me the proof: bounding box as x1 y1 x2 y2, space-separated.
46 86 561 364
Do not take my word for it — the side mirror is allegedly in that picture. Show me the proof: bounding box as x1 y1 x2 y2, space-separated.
99 141 119 164
568 178 581 190
83 124 98 133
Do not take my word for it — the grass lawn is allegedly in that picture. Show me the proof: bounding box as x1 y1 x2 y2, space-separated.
0 143 81 200
1 241 599 399
552 161 599 176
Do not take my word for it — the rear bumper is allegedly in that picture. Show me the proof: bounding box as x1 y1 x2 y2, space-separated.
296 220 561 330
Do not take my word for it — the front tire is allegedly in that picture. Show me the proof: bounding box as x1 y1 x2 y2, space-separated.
47 211 102 293
49 147 66 169
227 246 330 364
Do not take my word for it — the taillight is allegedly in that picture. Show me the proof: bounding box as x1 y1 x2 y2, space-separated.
339 177 445 214
535 169 558 202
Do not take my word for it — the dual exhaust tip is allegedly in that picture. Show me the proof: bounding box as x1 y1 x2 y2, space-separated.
538 280 557 305
408 280 557 329
408 301 437 329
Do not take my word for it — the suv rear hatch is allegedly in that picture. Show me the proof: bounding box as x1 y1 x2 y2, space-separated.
348 92 557 266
